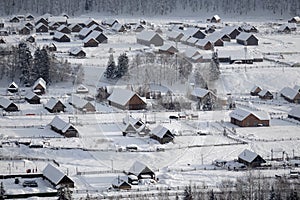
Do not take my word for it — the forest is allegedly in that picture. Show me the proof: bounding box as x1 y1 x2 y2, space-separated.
0 0 299 17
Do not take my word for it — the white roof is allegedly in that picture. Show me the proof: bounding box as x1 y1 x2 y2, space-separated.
159 43 178 52
45 98 63 110
212 15 221 20
43 164 67 185
183 28 205 37
69 47 85 55
68 95 92 109
48 16 67 23
107 88 144 106
151 125 172 139
53 31 68 39
57 24 70 32
8 81 18 89
85 18 99 25
0 97 14 108
195 39 211 47
25 91 39 99
258 89 270 96
229 107 270 121
83 36 99 44
76 84 89 92
221 26 240 34
149 83 171 94
191 88 209 98
184 48 200 58
32 77 46 90
250 85 261 93
112 23 124 31
288 106 300 119
280 87 299 99
236 32 256 41
49 116 72 133
137 30 161 41
128 161 153 176
167 31 183 40
238 149 259 163
79 27 92 36
84 30 106 42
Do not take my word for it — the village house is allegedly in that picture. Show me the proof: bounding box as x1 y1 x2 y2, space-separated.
68 23 82 32
150 125 175 144
190 87 216 109
250 85 262 96
49 116 79 137
186 37 199 46
46 43 57 52
112 23 125 32
49 21 61 30
35 23 48 33
7 81 19 93
78 27 93 39
221 26 241 39
167 31 184 42
25 13 34 21
48 16 68 25
19 26 31 35
241 24 258 33
238 149 266 168
26 35 35 43
32 77 46 95
288 16 300 24
10 16 20 23
53 31 70 42
137 30 164 47
0 97 19 112
24 22 34 30
83 37 99 47
69 47 86 57
205 34 224 46
128 161 155 180
85 18 99 28
158 43 178 55
278 23 297 33
112 177 131 190
57 24 71 34
195 39 213 50
35 17 48 26
108 88 147 110
287 106 300 121
280 87 300 103
76 84 89 94
229 107 270 127
236 32 258 46
25 91 41 104
89 24 103 32
43 164 75 188
122 115 148 136
258 89 273 100
45 97 66 113
68 95 95 112
102 18 119 27
183 28 206 39
84 30 108 44
211 15 221 23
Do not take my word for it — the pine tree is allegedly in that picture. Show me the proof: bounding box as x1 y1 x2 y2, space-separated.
209 189 216 200
40 47 50 83
0 182 5 199
269 186 276 200
17 42 33 85
183 185 193 200
57 186 72 200
116 53 129 78
104 54 117 79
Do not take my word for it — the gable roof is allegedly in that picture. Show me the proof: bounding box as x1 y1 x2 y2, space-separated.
69 47 85 55
288 106 300 119
53 31 69 40
238 149 260 163
128 161 154 176
45 98 65 110
76 84 89 93
25 91 40 100
0 97 14 108
151 125 173 139
43 164 70 185
280 87 299 99
68 95 93 109
8 81 18 89
33 77 46 90
49 116 73 133
191 88 210 98
108 88 145 106
250 85 261 93
137 30 162 41
236 32 257 41
258 89 271 97
229 107 270 121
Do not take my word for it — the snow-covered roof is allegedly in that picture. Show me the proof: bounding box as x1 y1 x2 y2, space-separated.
85 18 99 26
53 31 68 39
108 88 144 106
258 89 271 97
49 116 73 133
221 26 240 34
78 27 92 37
84 30 106 42
288 106 300 119
82 36 99 44
205 34 223 43
8 81 18 89
250 85 261 93
191 87 209 98
43 164 68 185
195 39 211 47
236 32 256 41
159 43 178 52
238 149 260 163
217 49 254 60
280 87 299 99
229 107 270 121
57 24 70 32
32 77 46 90
167 31 184 40
137 30 162 41
25 91 39 99
212 15 221 20
35 23 47 29
149 83 171 94
45 98 64 110
112 23 124 31
69 47 85 55
48 16 67 23
0 97 14 109
128 161 153 176
103 18 118 26
183 28 205 37
186 37 199 44
68 95 92 109
76 84 89 93
183 48 200 58
68 23 82 29
151 125 172 139
112 177 130 187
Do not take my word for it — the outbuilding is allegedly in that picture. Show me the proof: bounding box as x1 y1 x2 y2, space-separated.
230 108 270 127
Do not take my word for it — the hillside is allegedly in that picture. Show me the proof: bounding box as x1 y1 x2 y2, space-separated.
1 0 299 18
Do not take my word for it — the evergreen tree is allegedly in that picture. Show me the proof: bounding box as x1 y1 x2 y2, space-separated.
17 42 33 85
194 69 207 89
116 53 129 78
269 186 276 200
104 54 117 79
32 47 42 82
40 47 50 83
209 189 216 200
0 182 5 200
183 185 193 200
57 186 72 200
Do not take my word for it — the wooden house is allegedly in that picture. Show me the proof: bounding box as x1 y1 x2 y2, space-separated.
32 77 46 95
205 34 224 46
7 82 19 93
211 15 221 23
167 31 184 42
85 18 99 28
53 32 70 42
57 25 71 34
229 108 270 127
158 43 178 55
238 149 266 168
48 16 68 25
150 125 174 144
128 161 155 180
25 22 34 30
132 24 145 32
10 16 20 23
83 37 99 47
25 91 40 104
137 30 164 47
19 26 31 35
221 26 241 39
68 23 82 32
69 47 86 57
102 19 119 27
35 23 48 33
89 24 103 32
48 21 61 30
43 164 75 188
45 98 66 113
0 97 19 112
241 24 258 33
112 177 131 190
35 17 48 26
195 39 212 50
236 32 258 46
288 16 300 24
85 31 108 44
49 116 79 137
78 27 93 39
26 35 35 43
108 88 147 110
278 23 296 33
46 43 57 52
280 87 300 103
190 88 216 105
112 23 125 32
25 13 35 21
288 106 300 121
122 115 147 136
250 86 262 96
258 89 273 100
76 84 89 94
183 28 206 39
68 95 95 112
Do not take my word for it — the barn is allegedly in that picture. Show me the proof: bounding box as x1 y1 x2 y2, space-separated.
107 88 147 110
128 161 155 180
137 30 164 47
53 32 70 42
25 91 41 104
250 86 262 96
32 77 46 95
238 149 266 168
280 87 300 103
288 106 300 121
150 125 174 144
49 116 79 137
229 108 270 127
68 95 95 112
0 97 19 112
69 47 86 57
45 98 66 113
35 23 48 33
258 89 273 100
43 164 75 188
236 32 258 46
